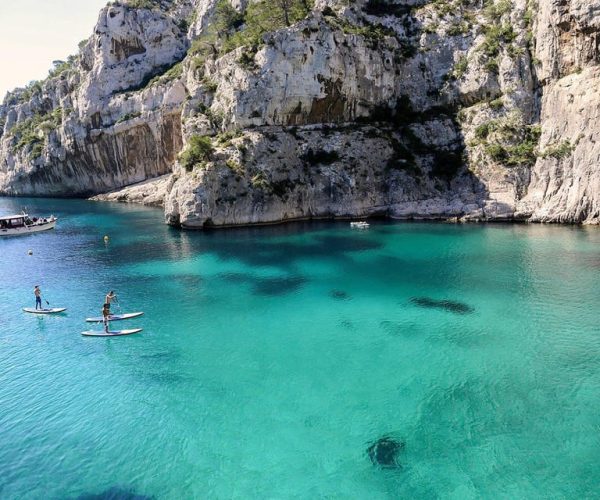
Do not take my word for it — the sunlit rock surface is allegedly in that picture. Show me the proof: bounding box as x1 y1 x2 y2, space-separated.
0 0 598 225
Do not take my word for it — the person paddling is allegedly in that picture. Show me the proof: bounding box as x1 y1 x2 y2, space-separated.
105 291 118 311
34 285 42 310
102 303 111 333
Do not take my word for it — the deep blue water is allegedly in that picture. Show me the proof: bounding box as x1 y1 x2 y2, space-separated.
0 197 599 499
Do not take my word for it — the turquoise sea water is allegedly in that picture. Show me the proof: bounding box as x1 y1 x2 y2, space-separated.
0 197 599 499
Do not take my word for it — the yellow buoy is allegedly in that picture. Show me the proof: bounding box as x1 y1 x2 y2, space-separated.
103 235 109 242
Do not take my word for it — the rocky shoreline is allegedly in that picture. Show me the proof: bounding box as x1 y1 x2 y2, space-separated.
1 0 599 227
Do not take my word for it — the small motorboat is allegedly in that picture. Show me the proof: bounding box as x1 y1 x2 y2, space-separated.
350 221 370 229
0 213 57 236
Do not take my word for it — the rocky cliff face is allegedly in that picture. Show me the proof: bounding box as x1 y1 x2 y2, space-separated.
0 0 598 225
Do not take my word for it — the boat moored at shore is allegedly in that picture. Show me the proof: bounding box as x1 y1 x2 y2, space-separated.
0 213 57 236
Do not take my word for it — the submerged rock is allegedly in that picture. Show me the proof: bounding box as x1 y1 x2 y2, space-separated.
410 297 474 315
379 320 404 336
253 276 306 296
75 486 154 500
367 436 405 469
340 319 356 331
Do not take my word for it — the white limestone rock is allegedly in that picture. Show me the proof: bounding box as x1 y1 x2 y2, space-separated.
0 0 598 226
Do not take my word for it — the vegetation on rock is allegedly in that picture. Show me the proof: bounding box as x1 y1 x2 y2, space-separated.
189 0 314 75
471 112 541 168
179 135 214 171
8 108 63 159
539 140 576 160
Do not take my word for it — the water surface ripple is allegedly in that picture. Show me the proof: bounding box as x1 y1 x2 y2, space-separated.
0 198 599 499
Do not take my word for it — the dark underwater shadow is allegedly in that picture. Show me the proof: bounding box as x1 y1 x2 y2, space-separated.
74 486 154 500
218 271 307 296
138 351 181 362
253 275 307 296
143 371 191 385
366 435 406 469
192 228 383 270
330 289 351 300
379 320 422 337
410 297 474 314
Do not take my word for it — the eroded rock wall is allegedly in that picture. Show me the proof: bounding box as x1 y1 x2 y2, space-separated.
0 0 598 225
0 2 188 196
518 0 600 223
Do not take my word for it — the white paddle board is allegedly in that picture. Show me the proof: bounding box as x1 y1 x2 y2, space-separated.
81 328 143 337
23 307 67 314
85 312 144 323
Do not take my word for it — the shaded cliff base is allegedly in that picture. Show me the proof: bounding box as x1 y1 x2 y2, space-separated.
88 118 599 228
90 179 600 227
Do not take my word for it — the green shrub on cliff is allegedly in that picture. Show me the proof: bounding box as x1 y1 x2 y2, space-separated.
124 0 163 10
476 114 541 167
481 24 516 58
489 98 504 110
116 111 142 124
179 135 214 171
484 143 507 162
484 0 511 21
250 172 270 190
4 80 43 106
48 56 77 79
144 61 184 88
539 140 575 159
474 123 491 140
226 158 245 175
189 0 314 66
9 108 63 159
447 20 470 36
452 56 469 79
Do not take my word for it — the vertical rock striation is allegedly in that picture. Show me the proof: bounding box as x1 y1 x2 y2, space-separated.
0 0 598 225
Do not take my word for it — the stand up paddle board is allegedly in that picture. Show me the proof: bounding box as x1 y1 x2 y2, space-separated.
81 328 143 337
23 307 67 314
85 311 144 322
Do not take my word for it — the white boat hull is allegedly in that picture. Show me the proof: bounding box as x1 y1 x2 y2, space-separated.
0 218 57 236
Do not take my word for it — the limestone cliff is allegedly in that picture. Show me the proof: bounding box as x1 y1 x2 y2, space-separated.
0 0 598 225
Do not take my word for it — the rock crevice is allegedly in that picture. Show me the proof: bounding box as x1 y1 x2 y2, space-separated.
0 0 597 225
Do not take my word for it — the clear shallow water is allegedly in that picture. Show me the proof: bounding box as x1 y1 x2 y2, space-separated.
0 198 599 499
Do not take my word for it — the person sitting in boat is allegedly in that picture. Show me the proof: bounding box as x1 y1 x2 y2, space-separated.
102 303 111 333
34 285 42 310
105 291 118 311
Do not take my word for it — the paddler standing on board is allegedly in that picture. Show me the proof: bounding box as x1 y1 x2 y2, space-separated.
102 303 111 333
105 290 118 312
34 285 42 310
